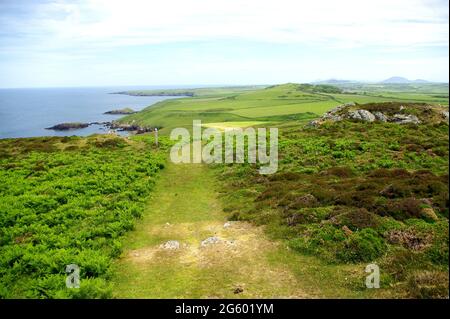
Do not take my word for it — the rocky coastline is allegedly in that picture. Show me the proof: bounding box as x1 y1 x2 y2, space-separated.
46 121 155 134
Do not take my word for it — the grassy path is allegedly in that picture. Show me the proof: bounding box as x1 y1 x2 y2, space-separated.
111 162 314 298
111 161 385 298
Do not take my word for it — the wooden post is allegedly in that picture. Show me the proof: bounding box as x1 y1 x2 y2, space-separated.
154 128 158 147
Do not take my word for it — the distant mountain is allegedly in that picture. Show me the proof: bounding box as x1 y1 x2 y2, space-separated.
380 76 410 83
380 76 430 84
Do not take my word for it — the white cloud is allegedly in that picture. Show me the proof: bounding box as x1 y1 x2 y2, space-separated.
6 0 449 49
0 0 448 86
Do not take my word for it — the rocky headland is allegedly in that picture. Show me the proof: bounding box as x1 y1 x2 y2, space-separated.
104 107 137 115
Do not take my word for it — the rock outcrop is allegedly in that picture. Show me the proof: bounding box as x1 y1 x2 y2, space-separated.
108 122 154 134
309 102 448 127
46 120 157 135
442 110 449 123
391 114 421 125
373 111 388 122
347 109 376 122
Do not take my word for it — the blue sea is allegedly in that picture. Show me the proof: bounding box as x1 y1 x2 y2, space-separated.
0 86 182 139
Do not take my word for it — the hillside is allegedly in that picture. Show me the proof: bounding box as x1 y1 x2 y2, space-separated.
1 83 448 299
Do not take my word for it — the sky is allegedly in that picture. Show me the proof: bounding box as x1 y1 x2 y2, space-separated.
0 0 448 88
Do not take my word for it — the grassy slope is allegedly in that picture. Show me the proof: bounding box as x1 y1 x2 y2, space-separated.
111 162 388 298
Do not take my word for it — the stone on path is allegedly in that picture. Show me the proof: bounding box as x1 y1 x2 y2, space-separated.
201 236 221 247
160 240 180 250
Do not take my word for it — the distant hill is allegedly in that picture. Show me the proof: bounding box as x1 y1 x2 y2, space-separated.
412 79 430 84
381 76 430 84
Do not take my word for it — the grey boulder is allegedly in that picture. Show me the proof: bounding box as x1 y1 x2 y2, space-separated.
391 114 421 124
347 109 376 122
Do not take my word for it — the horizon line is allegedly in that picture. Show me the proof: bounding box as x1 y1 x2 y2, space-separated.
1 80 449 90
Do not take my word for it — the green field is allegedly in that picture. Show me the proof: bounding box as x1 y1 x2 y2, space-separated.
119 83 449 134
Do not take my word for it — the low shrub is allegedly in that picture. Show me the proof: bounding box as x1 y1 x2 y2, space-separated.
407 271 449 299
331 207 380 230
337 228 386 263
323 166 354 178
379 198 423 220
288 224 346 261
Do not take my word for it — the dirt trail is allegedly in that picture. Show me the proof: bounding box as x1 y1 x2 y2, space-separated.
111 162 312 298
